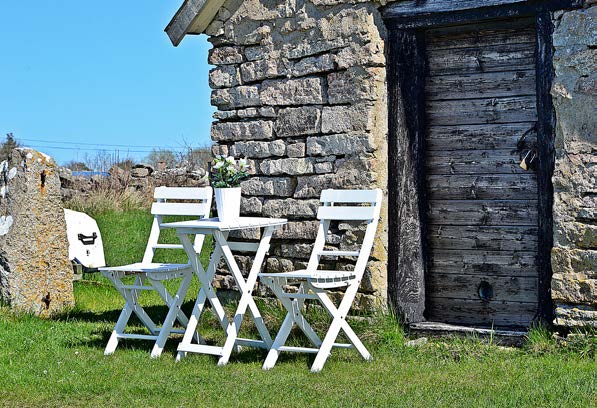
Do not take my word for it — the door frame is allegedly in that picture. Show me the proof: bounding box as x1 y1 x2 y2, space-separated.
383 0 581 325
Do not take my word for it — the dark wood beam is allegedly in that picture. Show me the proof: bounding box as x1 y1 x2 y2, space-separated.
387 29 428 323
534 10 556 325
383 0 582 29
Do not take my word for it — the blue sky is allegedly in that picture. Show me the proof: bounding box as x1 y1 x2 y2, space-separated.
0 1 214 166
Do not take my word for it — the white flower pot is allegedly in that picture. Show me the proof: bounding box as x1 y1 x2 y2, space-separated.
214 187 241 223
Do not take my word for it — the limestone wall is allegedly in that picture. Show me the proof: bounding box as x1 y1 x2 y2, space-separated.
550 4 597 327
205 0 389 308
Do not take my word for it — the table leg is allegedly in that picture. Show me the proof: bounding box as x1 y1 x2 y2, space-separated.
213 227 275 366
176 232 231 361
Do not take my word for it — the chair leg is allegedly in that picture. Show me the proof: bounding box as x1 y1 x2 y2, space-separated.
150 271 193 358
263 312 294 370
315 290 371 361
105 301 133 355
310 317 343 373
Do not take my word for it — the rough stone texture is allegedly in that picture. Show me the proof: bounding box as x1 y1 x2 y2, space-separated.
201 0 391 310
0 149 74 316
551 6 597 327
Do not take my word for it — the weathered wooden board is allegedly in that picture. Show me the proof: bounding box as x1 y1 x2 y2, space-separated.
429 250 537 277
426 123 537 151
426 297 537 327
427 43 536 75
428 200 538 225
426 70 536 100
426 150 530 175
428 225 538 251
427 273 538 302
427 96 537 125
427 26 535 50
427 174 537 200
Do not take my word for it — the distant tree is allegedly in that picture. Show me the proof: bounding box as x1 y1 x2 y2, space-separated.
180 147 211 170
64 161 92 171
145 149 177 169
0 133 20 162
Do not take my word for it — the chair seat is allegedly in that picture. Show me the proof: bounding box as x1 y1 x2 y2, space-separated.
99 262 192 274
259 270 356 284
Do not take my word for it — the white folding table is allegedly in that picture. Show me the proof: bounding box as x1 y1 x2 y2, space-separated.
161 217 286 365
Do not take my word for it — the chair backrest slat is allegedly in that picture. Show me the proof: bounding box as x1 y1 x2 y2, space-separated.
320 189 380 204
142 186 212 264
151 202 211 217
307 189 382 280
316 206 375 221
153 186 211 200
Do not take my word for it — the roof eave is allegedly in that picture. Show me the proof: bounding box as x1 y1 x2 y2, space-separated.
165 0 225 46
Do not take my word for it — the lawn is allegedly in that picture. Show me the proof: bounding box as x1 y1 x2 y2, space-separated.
0 209 595 407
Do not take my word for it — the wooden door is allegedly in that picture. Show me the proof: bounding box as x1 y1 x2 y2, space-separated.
424 19 540 328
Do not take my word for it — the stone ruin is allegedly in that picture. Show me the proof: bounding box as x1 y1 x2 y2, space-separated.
0 148 74 316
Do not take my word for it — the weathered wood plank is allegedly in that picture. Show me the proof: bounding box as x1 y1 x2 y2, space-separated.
428 225 538 251
428 200 538 225
426 123 537 151
426 297 537 327
429 250 538 277
427 174 537 200
426 70 536 100
427 43 536 75
427 96 537 125
427 25 535 50
426 150 531 175
427 273 538 303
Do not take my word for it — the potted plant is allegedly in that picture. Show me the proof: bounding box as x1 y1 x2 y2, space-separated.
210 156 249 223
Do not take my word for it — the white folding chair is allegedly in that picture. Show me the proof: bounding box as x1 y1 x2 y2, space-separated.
259 188 383 372
99 186 212 358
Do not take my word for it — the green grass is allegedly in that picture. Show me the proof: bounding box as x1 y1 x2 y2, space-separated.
0 209 595 407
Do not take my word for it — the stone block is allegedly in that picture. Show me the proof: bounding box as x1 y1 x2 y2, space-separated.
273 221 319 240
224 19 271 46
272 243 314 259
230 140 286 158
327 67 385 104
259 106 277 118
314 162 333 173
212 144 229 157
286 143 306 158
211 86 260 110
240 59 288 83
262 198 320 219
261 78 326 106
213 110 238 120
552 272 597 306
241 177 295 197
0 149 74 316
260 158 314 176
294 161 374 198
266 257 295 273
237 108 260 118
212 121 274 142
306 134 375 156
276 106 322 137
554 304 597 327
241 196 263 215
334 42 386 69
209 65 241 89
291 54 335 77
208 46 244 65
321 105 375 134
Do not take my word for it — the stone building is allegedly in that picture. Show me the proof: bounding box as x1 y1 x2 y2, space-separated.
165 0 596 329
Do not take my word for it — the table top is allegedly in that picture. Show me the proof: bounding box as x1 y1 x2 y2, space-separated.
161 217 287 232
